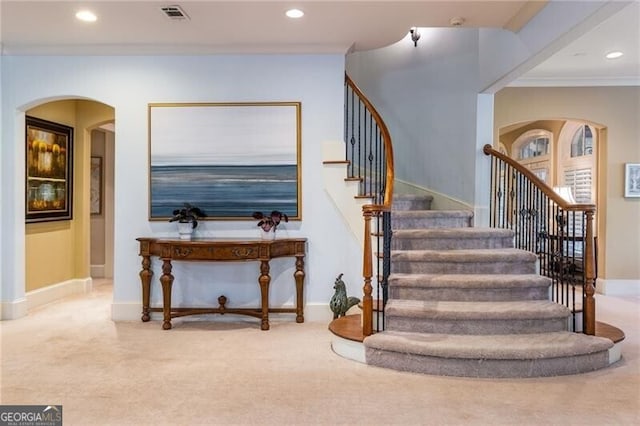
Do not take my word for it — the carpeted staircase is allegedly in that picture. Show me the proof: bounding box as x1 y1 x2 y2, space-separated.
364 194 615 378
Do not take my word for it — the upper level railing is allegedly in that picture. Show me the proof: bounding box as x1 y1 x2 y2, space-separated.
483 144 597 335
344 74 394 336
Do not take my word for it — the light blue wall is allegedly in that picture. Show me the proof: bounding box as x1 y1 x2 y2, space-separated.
346 28 482 206
1 54 365 319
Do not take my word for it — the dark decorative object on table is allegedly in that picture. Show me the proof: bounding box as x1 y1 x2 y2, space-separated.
329 273 360 319
252 210 288 232
169 203 207 229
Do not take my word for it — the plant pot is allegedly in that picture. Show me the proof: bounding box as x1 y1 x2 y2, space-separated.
260 229 276 240
177 222 194 240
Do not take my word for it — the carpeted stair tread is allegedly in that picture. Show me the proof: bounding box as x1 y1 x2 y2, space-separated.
391 210 473 229
388 273 551 289
393 228 514 239
388 273 552 302
391 248 537 263
364 330 614 360
392 194 433 211
393 210 473 219
392 228 515 250
385 299 570 320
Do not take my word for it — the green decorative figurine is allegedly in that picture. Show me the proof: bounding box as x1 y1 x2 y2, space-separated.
329 273 360 319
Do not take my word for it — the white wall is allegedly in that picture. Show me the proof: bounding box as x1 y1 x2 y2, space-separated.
1 55 365 321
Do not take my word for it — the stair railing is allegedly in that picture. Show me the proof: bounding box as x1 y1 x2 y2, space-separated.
344 74 395 336
483 144 596 335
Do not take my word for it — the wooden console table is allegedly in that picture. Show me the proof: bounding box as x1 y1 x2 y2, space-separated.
136 237 307 330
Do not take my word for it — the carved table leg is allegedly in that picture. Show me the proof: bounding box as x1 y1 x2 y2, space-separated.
294 255 305 323
160 259 174 330
259 260 271 330
139 255 153 322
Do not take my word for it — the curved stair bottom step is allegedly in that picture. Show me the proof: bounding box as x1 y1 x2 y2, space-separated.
365 348 614 378
328 316 624 377
364 331 617 378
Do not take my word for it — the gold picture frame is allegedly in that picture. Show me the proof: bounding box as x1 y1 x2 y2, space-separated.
25 116 74 223
147 102 302 220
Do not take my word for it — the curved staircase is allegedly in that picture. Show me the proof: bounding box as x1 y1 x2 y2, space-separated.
333 194 622 378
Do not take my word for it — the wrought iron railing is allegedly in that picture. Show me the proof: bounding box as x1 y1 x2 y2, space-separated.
344 74 394 336
483 144 597 335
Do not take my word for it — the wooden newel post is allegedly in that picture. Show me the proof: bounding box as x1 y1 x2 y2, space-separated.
583 209 596 335
362 210 374 337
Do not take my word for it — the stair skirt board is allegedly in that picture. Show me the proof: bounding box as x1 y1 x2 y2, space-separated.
331 335 366 364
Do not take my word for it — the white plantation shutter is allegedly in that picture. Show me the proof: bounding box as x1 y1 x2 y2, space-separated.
562 167 594 256
564 167 592 203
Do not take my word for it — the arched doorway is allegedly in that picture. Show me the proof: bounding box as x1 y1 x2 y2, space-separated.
498 118 605 277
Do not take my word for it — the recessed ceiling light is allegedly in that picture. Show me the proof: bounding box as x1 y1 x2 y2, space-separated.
286 9 304 19
76 10 97 22
605 51 623 59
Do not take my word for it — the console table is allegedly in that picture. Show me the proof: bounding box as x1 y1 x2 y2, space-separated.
136 237 307 330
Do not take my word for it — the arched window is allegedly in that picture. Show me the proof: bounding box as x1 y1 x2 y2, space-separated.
519 136 549 159
512 130 552 184
570 125 593 158
561 124 596 204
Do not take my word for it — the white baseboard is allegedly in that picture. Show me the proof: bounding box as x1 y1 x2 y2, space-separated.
596 279 640 296
1 278 93 320
27 278 93 311
91 264 105 278
111 301 334 323
0 298 28 320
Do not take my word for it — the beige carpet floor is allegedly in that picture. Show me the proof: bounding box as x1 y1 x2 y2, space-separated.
1 279 639 425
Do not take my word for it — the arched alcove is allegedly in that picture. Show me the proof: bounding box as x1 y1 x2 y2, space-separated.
21 97 115 314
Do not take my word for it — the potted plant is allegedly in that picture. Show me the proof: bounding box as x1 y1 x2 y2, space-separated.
252 210 288 239
169 203 207 239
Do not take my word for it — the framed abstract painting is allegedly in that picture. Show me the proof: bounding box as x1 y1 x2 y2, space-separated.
148 102 301 220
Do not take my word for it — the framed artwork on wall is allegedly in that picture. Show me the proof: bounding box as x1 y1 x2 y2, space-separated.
624 163 640 198
148 102 302 220
90 156 103 215
25 116 74 223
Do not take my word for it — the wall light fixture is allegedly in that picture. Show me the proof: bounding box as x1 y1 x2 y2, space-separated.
410 27 420 47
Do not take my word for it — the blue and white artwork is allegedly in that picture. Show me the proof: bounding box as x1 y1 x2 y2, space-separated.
149 103 301 219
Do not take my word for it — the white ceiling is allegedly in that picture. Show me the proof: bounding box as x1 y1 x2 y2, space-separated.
0 0 539 54
512 1 640 86
0 0 638 86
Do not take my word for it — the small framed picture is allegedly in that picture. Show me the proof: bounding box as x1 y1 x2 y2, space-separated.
625 163 640 198
90 156 103 215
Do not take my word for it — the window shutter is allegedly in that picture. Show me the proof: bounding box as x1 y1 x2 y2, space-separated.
562 167 593 255
564 167 592 203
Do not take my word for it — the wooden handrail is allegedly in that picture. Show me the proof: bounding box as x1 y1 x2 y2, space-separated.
483 143 596 335
346 75 395 212
482 144 594 212
345 74 395 336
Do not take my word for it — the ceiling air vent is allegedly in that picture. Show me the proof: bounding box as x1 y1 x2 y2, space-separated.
161 5 190 20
